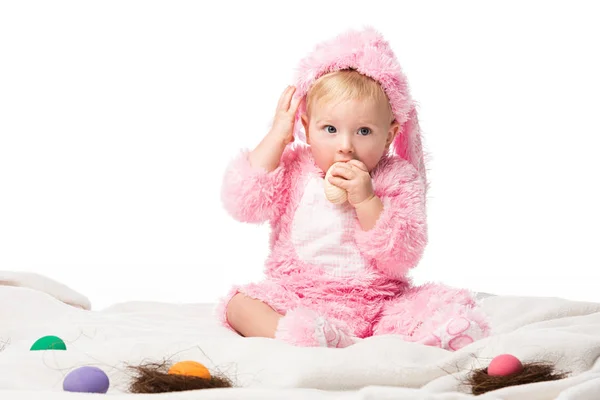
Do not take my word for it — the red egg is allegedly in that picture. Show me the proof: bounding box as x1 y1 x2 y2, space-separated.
487 354 523 376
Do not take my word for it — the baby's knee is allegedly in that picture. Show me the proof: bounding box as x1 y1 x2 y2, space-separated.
225 293 245 330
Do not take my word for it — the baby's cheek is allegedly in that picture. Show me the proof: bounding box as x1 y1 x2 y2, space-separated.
313 150 333 170
362 149 386 171
360 156 378 172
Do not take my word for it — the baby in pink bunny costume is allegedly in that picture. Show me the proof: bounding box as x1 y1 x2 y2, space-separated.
217 27 490 350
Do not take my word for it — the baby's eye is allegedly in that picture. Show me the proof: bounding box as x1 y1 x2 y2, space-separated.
325 125 337 134
358 127 371 136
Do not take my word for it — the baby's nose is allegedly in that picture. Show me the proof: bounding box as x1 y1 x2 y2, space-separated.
337 134 354 153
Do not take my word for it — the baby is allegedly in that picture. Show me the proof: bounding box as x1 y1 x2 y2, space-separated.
216 27 490 350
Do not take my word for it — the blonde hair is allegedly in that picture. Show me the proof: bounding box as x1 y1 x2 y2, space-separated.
305 69 394 122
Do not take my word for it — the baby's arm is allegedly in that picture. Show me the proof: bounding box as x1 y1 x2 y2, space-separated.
221 86 301 224
354 195 385 231
221 143 295 223
353 158 427 280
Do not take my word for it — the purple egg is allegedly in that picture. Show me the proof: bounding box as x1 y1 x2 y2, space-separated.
63 366 109 393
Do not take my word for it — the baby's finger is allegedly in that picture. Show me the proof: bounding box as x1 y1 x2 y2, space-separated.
347 159 368 172
328 176 349 190
330 165 355 180
289 91 302 114
276 86 294 112
279 86 296 113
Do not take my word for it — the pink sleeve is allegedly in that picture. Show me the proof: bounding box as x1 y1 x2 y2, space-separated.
354 157 428 280
220 146 295 224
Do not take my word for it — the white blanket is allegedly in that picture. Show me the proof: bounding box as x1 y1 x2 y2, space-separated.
2 272 600 399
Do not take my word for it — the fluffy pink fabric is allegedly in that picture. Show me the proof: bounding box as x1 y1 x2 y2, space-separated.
372 283 491 350
275 307 356 348
354 155 427 280
220 147 297 224
274 308 322 347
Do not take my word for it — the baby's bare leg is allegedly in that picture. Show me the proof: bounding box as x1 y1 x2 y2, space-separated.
226 293 283 338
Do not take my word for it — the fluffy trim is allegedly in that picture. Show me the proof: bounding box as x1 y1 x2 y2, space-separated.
220 147 297 224
291 26 427 183
275 307 356 348
275 307 323 347
353 156 427 279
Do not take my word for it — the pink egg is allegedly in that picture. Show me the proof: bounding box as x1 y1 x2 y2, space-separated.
487 354 523 376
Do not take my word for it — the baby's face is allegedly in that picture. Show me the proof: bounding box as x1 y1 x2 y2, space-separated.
301 97 398 173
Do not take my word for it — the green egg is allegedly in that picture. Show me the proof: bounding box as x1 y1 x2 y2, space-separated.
30 335 67 351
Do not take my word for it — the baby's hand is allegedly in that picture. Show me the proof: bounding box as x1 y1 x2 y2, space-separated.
327 160 375 208
267 86 302 145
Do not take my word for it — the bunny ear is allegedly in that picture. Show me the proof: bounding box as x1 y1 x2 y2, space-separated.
393 106 427 182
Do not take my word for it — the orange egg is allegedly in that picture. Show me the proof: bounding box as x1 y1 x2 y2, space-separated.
168 361 211 379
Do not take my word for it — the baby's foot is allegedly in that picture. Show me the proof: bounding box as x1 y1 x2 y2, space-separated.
275 307 356 348
429 312 490 351
315 314 356 348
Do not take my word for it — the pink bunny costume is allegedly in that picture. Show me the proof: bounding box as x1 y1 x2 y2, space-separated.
216 27 490 350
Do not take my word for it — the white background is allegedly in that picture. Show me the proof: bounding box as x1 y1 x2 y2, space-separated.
1 1 598 310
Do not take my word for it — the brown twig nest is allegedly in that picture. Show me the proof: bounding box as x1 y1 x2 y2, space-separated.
127 361 233 393
467 362 568 395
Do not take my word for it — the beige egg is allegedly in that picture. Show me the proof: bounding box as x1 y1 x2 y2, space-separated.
324 163 347 204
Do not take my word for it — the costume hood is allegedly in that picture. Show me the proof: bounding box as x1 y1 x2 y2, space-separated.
292 27 427 182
